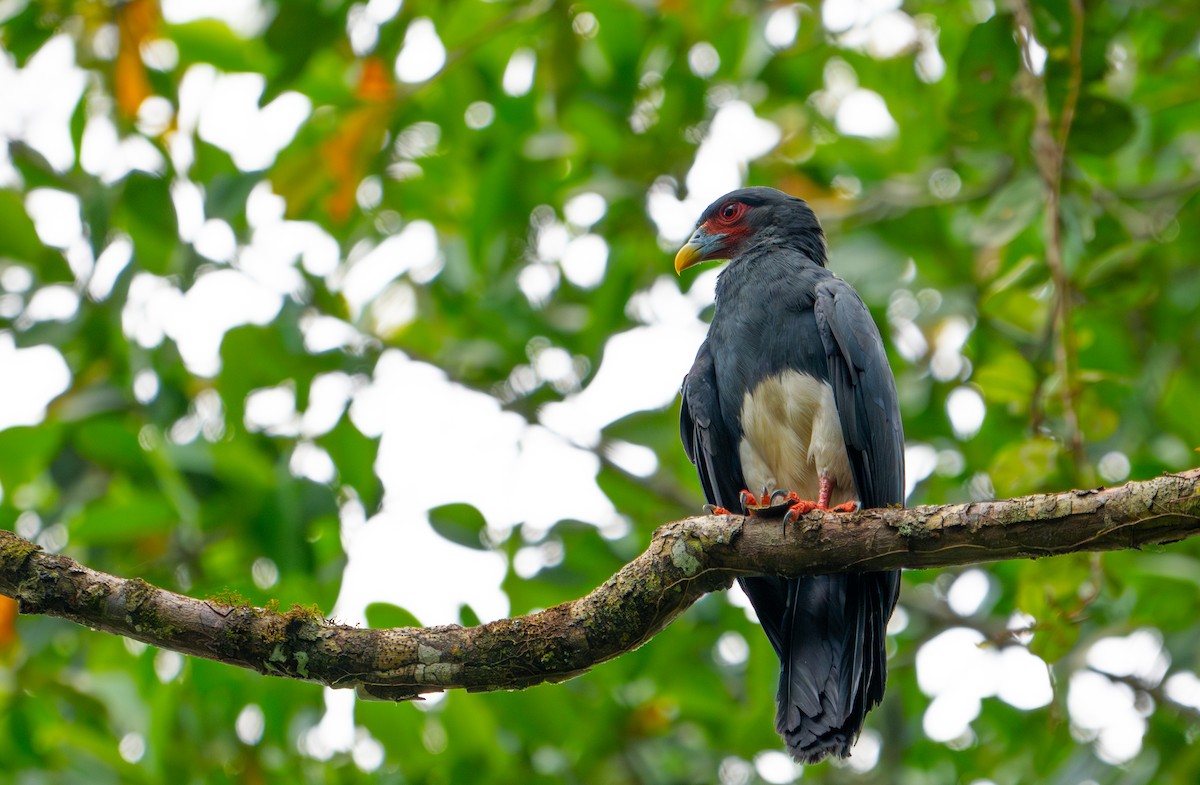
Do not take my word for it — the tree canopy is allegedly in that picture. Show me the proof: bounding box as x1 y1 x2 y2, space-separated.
1 1 1199 783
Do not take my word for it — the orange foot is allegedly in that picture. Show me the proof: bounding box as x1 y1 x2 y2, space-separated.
783 474 863 524
738 488 770 510
741 488 801 515
699 489 770 517
703 488 795 517
783 498 860 524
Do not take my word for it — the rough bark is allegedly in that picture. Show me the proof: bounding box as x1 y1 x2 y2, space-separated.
2 470 1198 701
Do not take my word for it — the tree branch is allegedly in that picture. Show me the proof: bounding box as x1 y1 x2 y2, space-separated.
3 470 1198 701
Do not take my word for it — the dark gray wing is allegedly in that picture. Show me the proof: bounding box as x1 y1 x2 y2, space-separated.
680 338 745 512
813 277 905 509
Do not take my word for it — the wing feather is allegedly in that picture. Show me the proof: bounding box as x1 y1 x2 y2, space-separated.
680 339 745 511
812 278 905 509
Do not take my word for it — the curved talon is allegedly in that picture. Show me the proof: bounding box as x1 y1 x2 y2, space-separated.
769 489 791 505
831 500 860 513
783 499 819 525
703 503 734 515
739 489 758 510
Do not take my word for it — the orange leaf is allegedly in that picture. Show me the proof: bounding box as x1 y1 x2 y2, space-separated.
273 58 395 222
356 57 395 103
115 0 160 119
321 104 392 223
115 49 153 119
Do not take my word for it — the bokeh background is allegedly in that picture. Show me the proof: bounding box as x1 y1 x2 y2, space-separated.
2 0 1200 782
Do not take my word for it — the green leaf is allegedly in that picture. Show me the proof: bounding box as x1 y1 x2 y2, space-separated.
0 5 57 65
1027 621 1082 665
1077 387 1119 441
1070 95 1136 155
427 503 488 550
71 489 177 545
203 438 278 489
0 425 63 489
989 436 1062 497
216 322 341 427
365 601 421 630
970 175 1044 247
529 521 624 590
1016 554 1091 662
974 350 1036 409
169 20 276 74
72 416 147 472
261 0 346 99
459 603 482 627
0 190 44 262
316 415 381 510
950 14 1026 146
113 175 179 275
980 283 1052 339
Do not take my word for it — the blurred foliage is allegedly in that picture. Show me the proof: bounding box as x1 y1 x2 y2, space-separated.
2 0 1200 783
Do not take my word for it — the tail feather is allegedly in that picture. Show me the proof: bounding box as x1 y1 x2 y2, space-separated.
741 571 899 763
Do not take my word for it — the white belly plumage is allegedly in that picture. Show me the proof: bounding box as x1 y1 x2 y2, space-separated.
738 370 857 505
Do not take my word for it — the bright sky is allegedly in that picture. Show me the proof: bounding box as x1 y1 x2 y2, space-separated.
0 0 1162 774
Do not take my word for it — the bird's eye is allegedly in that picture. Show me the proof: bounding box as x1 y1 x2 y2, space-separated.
718 202 744 222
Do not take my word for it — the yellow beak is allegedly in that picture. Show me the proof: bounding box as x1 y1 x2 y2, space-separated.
674 227 727 275
674 240 703 274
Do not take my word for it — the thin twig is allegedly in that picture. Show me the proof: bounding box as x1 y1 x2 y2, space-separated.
1012 0 1089 482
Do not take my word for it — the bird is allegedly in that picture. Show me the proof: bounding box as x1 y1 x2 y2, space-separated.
675 186 904 763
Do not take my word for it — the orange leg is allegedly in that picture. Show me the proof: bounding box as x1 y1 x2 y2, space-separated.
817 475 859 512
783 475 860 523
817 475 833 509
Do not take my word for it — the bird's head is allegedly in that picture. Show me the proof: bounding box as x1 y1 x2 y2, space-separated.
674 187 826 274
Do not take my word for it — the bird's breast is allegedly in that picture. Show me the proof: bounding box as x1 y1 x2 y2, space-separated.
737 370 856 503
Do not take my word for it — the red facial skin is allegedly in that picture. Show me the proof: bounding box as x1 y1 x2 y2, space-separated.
705 200 754 252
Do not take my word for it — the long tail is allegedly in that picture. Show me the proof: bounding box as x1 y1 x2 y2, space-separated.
739 571 900 763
